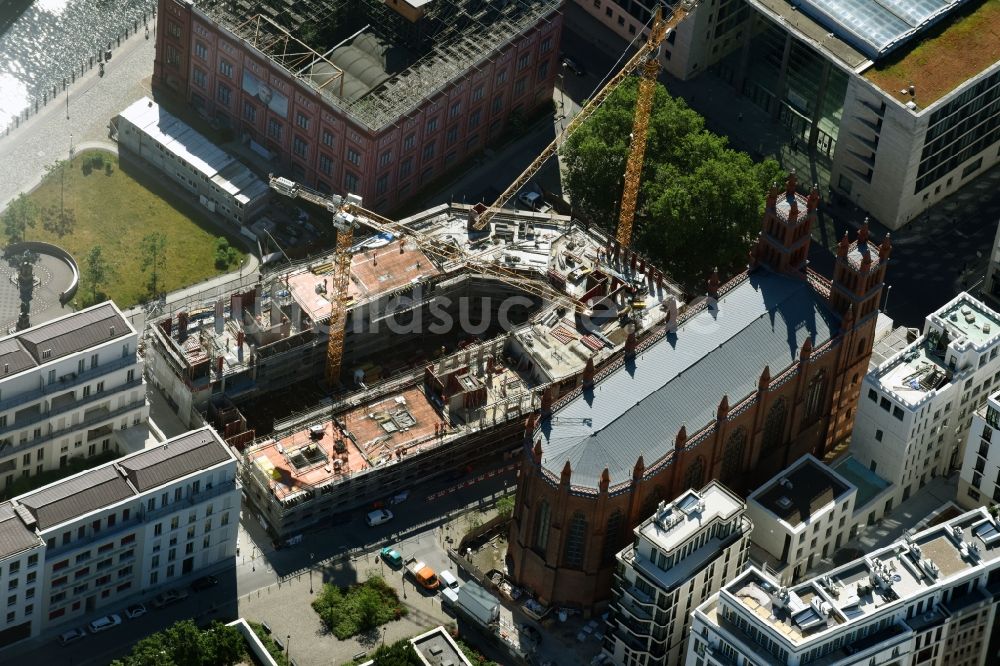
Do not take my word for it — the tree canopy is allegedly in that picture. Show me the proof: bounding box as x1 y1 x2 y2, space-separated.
2 193 37 245
562 79 783 289
109 620 245 666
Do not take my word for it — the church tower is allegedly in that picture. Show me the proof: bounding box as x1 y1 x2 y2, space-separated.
828 218 891 321
751 171 819 276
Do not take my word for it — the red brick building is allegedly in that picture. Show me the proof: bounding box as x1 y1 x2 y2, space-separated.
507 174 891 609
153 0 562 212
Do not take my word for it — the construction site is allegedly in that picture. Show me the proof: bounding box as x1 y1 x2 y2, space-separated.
143 198 682 537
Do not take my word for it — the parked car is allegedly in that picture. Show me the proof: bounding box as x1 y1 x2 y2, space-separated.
389 490 410 505
366 509 393 527
439 570 460 591
125 603 147 620
562 56 585 76
151 588 189 608
191 575 219 592
58 627 87 646
88 614 122 633
380 547 403 568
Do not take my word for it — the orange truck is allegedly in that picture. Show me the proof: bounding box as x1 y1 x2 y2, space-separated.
404 557 440 590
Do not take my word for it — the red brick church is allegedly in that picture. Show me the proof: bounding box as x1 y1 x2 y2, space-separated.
507 173 891 609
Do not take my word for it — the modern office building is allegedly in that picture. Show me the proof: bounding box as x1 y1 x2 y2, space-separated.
0 427 239 649
116 96 270 226
957 389 1000 510
0 302 148 489
747 454 857 584
509 177 889 609
852 293 1000 521
580 0 1000 230
603 481 751 666
153 0 562 211
688 505 1000 666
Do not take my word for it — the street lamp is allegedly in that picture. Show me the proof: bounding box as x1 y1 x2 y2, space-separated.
309 552 315 594
883 284 893 315
286 634 291 666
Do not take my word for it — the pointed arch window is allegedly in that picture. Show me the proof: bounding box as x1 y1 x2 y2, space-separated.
563 512 588 569
762 398 788 452
805 370 828 420
721 428 746 486
533 500 550 553
684 456 705 490
601 509 625 564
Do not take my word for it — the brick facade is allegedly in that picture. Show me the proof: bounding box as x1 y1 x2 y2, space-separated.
153 0 562 212
507 176 892 610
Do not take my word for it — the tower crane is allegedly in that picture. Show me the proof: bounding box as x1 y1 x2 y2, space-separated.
471 2 693 249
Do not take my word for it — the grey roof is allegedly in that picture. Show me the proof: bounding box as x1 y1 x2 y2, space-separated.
0 338 36 376
16 302 128 364
118 428 232 492
0 502 41 559
18 465 134 530
538 269 840 488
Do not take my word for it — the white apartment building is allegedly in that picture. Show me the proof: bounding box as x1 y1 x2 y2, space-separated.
0 302 148 488
747 455 856 584
852 293 1000 522
957 390 1000 510
603 481 751 666
0 427 240 649
687 505 1000 666
578 0 1000 230
116 97 270 226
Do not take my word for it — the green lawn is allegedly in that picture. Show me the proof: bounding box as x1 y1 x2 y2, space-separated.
24 149 246 308
313 576 407 640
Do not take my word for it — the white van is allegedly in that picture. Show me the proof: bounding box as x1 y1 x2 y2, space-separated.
366 509 393 527
439 569 460 590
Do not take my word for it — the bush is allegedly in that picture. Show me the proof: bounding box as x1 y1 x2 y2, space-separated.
369 640 423 665
105 163 114 176
92 152 104 169
249 621 286 663
82 159 92 176
214 236 240 269
312 577 407 640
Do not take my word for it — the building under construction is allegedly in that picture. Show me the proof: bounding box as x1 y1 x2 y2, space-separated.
154 0 562 211
144 201 683 538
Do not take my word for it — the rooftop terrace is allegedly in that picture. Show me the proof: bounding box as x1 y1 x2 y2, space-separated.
863 0 1000 106
933 294 1000 348
717 507 1000 647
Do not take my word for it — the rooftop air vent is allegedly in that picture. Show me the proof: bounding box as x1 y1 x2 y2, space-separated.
777 496 793 510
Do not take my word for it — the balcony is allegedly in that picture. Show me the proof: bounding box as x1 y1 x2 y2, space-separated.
4 392 146 454
3 377 145 435
143 479 239 523
0 356 141 415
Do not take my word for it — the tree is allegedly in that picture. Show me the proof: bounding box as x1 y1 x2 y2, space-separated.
110 619 246 666
42 205 77 238
2 193 37 244
495 495 514 520
140 232 168 297
85 245 114 305
370 640 424 666
561 79 783 288
214 236 240 269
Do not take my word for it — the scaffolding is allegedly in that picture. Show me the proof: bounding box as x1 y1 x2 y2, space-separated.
200 0 562 131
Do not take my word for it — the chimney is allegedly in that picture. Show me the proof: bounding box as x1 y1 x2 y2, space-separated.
582 357 595 389
665 296 678 333
624 328 637 359
707 267 720 300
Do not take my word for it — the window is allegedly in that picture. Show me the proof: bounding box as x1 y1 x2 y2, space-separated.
721 428 746 486
684 456 705 489
292 135 308 158
243 101 256 123
471 86 484 102
267 118 282 141
601 509 624 564
217 83 231 106
194 41 207 61
422 141 436 161
514 77 527 97
219 60 233 79
893 406 905 420
868 389 877 402
376 174 389 195
496 69 508 85
446 125 459 146
468 109 481 130
322 130 335 147
378 150 392 167
449 101 462 119
192 67 206 89
517 54 530 71
492 95 503 113
170 516 179 530
295 112 310 130
533 500 550 553
762 399 787 452
537 59 549 80
347 148 361 166
805 371 827 420
319 153 333 176
563 512 588 568
403 133 416 151
541 36 552 54
426 117 438 133
875 429 884 442
344 172 359 192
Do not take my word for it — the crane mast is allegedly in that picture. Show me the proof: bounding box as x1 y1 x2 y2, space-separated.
472 3 692 235
616 6 675 247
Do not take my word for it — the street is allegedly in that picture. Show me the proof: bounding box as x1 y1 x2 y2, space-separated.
3 462 518 666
